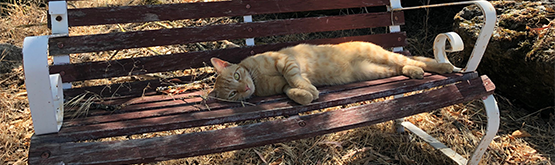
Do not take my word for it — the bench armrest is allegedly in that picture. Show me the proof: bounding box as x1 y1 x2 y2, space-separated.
23 36 64 135
390 1 496 73
433 1 496 72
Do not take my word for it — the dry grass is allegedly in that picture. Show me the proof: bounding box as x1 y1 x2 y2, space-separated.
1 0 554 164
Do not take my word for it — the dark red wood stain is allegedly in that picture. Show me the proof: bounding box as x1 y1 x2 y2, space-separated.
29 75 494 164
67 0 389 26
37 72 478 143
49 12 404 55
51 33 407 82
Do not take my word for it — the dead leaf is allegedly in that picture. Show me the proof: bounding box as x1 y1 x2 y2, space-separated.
512 130 531 138
269 157 283 165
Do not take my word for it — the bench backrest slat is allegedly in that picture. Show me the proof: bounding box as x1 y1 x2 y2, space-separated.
51 33 407 82
67 0 389 26
48 0 406 89
50 12 404 55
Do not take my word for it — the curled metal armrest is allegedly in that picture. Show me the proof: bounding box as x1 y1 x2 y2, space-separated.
431 1 497 72
23 36 64 135
390 1 497 73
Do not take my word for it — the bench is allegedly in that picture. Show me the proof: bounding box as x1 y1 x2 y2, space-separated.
23 0 499 164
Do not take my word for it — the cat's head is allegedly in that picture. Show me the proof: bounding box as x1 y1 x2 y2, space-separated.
208 58 255 101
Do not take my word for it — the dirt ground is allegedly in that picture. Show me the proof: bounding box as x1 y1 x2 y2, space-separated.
1 0 553 164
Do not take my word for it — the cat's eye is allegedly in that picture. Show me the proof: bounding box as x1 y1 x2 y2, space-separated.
229 91 237 98
233 72 240 80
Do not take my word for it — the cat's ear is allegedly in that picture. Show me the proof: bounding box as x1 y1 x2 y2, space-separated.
207 90 217 99
210 57 231 74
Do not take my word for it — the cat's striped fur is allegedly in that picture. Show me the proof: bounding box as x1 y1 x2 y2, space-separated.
209 41 454 105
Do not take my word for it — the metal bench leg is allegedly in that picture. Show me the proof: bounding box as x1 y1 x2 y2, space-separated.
467 94 500 165
401 94 500 165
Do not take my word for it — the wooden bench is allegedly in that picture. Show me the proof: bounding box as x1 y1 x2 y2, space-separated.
23 0 499 164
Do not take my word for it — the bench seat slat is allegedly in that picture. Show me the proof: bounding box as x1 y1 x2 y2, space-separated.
51 32 407 82
49 12 404 56
68 0 390 27
63 69 421 119
29 75 494 165
38 72 477 144
64 72 471 119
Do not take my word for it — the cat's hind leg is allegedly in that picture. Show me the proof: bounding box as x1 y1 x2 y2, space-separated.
355 61 405 80
283 85 314 105
357 60 425 79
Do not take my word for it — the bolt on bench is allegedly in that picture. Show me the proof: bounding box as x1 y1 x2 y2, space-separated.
23 0 499 164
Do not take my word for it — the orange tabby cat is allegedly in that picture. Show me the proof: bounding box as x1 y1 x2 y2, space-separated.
209 41 453 105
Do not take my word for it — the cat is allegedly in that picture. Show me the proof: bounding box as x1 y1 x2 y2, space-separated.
209 41 454 105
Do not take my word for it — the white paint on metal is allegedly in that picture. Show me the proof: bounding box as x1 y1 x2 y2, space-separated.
389 26 403 52
402 121 468 165
49 1 72 89
53 55 70 65
467 95 499 165
461 1 496 72
50 74 64 131
23 36 63 135
389 0 403 10
49 1 69 35
243 15 255 46
433 32 464 72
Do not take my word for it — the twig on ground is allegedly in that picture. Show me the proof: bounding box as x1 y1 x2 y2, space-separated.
516 106 554 121
253 149 268 164
0 73 18 85
16 23 47 28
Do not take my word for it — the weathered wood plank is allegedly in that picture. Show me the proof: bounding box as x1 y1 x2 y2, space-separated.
67 0 389 26
62 73 213 98
51 33 407 82
42 73 477 144
29 75 494 165
49 12 405 55
64 72 472 118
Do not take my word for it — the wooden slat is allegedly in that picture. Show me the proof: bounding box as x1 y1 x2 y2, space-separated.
49 12 405 55
62 73 476 125
51 32 407 82
29 75 494 165
38 72 477 144
67 0 389 27
62 73 213 98
65 72 462 118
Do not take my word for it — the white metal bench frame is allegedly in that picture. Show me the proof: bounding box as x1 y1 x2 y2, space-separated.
22 1 499 164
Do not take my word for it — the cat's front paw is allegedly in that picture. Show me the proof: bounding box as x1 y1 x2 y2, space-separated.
285 88 314 105
305 84 319 101
402 66 425 79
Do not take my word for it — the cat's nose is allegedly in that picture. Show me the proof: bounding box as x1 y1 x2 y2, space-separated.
244 84 251 92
